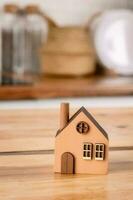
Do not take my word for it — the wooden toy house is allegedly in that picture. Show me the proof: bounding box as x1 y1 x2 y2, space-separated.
54 103 109 174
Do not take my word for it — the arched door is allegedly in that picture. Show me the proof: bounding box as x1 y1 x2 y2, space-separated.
61 152 75 174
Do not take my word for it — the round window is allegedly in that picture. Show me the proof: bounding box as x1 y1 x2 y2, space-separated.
76 121 89 134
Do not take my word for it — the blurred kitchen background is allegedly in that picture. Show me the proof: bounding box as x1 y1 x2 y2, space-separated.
0 0 133 100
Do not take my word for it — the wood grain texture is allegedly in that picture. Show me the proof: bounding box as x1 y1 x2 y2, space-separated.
0 151 132 200
0 108 132 152
61 152 75 174
0 107 132 199
32 76 133 98
0 76 132 100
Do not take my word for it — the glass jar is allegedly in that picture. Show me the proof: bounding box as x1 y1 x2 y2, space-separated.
25 5 48 76
13 9 33 84
1 4 18 85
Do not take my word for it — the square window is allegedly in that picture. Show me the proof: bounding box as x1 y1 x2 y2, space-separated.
83 143 92 160
95 144 105 161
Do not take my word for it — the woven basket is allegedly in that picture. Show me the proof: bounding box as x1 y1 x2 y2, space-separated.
41 26 96 76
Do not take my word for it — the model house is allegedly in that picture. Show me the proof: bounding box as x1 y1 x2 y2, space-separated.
54 103 109 175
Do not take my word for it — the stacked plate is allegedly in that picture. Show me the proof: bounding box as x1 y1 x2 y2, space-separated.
92 10 133 75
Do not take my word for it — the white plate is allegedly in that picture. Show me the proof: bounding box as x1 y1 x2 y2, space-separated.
94 10 133 75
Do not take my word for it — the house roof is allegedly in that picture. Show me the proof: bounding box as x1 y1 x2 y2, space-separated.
56 106 108 140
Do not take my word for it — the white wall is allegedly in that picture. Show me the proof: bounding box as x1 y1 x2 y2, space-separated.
0 0 133 26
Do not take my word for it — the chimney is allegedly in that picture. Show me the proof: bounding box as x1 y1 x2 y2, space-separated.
60 103 69 129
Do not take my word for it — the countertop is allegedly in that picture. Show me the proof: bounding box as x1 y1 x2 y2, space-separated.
0 102 132 200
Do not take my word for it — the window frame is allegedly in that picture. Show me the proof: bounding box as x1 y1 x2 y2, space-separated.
95 143 105 161
76 121 90 134
83 143 92 160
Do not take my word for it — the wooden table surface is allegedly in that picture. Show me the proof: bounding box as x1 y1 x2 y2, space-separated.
0 108 132 200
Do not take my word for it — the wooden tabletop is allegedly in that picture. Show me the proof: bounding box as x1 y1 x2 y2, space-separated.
0 107 132 200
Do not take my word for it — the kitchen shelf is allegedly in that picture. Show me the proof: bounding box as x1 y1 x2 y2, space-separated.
0 75 132 100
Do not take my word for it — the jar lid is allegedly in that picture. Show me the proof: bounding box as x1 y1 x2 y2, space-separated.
94 10 133 75
25 5 40 14
4 4 18 13
17 9 26 16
